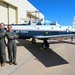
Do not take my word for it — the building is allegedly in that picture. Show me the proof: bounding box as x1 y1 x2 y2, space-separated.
0 0 44 24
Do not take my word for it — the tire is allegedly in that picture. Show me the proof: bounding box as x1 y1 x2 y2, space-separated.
42 43 47 49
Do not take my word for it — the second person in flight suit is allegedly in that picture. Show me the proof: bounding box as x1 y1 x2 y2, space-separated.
6 25 19 65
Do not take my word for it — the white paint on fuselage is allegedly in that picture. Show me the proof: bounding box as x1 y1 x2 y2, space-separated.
6 25 75 32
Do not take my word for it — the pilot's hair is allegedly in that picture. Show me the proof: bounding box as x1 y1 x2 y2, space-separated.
0 23 5 26
7 25 12 27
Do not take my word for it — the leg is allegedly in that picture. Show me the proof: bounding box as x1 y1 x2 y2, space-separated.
8 44 13 63
0 48 2 64
13 42 17 65
1 44 6 63
0 44 6 67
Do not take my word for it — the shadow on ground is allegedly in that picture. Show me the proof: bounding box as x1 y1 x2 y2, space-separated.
17 39 68 67
63 41 75 45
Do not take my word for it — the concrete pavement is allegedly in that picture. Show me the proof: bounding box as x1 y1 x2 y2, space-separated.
0 39 75 75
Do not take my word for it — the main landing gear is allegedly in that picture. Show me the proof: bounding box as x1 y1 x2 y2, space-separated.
30 38 49 49
41 40 49 49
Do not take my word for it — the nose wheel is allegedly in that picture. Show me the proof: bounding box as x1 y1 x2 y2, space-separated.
30 38 36 44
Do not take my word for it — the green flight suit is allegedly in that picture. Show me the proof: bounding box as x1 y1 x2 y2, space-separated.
0 29 6 63
6 31 18 63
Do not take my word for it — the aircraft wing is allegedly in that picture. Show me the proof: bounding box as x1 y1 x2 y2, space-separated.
33 34 75 39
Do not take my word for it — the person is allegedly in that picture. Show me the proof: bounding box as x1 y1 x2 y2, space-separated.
0 23 6 67
6 25 18 65
71 37 73 42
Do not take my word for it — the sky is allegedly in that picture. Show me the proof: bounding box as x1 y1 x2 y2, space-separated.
28 0 75 26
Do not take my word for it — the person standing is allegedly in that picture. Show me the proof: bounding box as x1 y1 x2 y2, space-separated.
0 23 6 67
6 25 18 65
71 37 73 42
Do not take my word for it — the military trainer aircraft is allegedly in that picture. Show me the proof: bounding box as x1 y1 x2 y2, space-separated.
5 17 75 49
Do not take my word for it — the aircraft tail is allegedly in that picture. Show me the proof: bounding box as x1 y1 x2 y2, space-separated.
72 16 75 28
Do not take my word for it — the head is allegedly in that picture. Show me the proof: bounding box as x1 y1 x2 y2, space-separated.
7 25 12 32
0 23 5 29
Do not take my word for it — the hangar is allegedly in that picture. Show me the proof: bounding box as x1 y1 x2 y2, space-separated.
0 0 44 24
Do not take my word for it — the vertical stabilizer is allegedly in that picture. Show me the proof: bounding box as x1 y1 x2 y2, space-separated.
72 16 75 28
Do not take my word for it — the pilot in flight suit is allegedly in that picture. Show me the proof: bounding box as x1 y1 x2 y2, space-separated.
0 23 6 67
6 25 19 65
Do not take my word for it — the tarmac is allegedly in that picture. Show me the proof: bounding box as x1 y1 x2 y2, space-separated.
0 38 75 75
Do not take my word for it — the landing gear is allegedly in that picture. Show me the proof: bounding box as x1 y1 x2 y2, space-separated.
30 38 36 44
30 38 49 49
42 40 49 49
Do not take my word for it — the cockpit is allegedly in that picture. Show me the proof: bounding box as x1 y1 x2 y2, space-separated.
44 21 56 25
50 22 56 25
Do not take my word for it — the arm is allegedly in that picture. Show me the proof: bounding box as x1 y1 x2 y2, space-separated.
0 32 5 39
6 32 14 40
6 32 19 40
13 34 19 39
